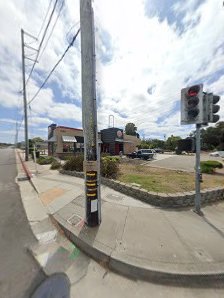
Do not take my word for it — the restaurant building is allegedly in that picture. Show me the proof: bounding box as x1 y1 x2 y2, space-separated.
47 124 140 157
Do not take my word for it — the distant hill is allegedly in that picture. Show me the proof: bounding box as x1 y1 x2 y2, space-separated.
0 143 13 148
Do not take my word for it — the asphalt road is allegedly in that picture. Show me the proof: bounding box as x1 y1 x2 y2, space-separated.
0 148 45 298
147 153 224 172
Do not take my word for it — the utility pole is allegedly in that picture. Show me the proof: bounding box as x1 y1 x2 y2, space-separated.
21 29 29 161
195 124 201 214
80 0 101 226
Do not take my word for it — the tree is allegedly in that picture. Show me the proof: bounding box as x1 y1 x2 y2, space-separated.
32 137 44 143
165 135 181 151
190 121 224 150
138 138 165 149
125 123 137 136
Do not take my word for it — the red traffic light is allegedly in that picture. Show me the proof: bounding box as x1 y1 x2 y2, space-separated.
181 83 203 125
187 85 200 97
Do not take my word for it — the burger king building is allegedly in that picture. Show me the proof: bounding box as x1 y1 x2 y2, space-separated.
47 124 140 157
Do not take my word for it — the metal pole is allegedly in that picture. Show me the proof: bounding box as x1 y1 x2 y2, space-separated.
21 29 29 161
33 143 38 175
109 115 114 128
195 123 201 213
80 0 101 226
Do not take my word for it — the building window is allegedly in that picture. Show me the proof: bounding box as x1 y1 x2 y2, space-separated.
63 143 74 152
76 143 84 153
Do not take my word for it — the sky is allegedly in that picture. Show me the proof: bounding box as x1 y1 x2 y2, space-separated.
0 0 224 144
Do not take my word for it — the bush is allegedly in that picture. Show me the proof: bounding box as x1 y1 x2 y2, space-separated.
101 156 120 179
201 160 223 169
62 154 84 172
200 164 214 174
50 160 61 170
60 155 73 161
62 155 120 178
200 160 223 174
37 156 56 165
101 152 110 157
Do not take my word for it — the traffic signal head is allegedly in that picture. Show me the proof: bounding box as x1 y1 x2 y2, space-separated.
208 93 220 123
181 84 204 125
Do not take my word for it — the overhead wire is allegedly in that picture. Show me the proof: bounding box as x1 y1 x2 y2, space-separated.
38 0 65 61
25 0 60 86
65 20 80 43
36 0 60 54
37 0 53 39
27 28 80 106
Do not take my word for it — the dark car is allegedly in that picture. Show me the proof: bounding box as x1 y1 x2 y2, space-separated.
127 149 155 160
153 148 164 154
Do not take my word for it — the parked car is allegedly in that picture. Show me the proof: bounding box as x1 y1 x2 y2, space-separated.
209 151 224 157
153 148 164 154
127 149 155 160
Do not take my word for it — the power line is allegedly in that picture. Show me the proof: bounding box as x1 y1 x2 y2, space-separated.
27 28 80 106
37 0 53 39
25 0 60 86
66 20 80 43
38 0 65 61
37 0 60 55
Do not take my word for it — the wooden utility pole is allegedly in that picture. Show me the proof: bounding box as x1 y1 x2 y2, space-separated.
80 0 101 226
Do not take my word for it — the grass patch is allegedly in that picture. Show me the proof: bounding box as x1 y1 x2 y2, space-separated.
118 163 223 193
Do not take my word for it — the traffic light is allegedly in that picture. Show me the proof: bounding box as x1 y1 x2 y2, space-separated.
207 93 220 123
181 84 204 125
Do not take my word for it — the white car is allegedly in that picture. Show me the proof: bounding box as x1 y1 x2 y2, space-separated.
209 151 224 157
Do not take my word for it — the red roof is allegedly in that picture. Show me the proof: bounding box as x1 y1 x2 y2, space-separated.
56 126 83 132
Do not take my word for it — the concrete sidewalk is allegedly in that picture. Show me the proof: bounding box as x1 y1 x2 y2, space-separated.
21 156 224 286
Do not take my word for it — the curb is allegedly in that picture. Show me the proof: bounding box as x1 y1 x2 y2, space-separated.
17 151 40 194
17 151 32 179
53 213 224 287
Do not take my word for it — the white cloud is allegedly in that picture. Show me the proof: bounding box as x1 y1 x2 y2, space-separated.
95 0 224 136
0 0 224 143
0 118 17 124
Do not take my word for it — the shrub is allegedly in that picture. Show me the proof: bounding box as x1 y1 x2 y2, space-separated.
101 152 110 157
37 156 56 165
200 164 214 174
200 160 223 174
201 160 223 169
62 154 84 172
62 154 120 178
60 155 73 161
101 156 120 179
50 160 61 170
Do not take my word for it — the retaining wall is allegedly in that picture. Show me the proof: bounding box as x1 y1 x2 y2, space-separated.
59 169 224 208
